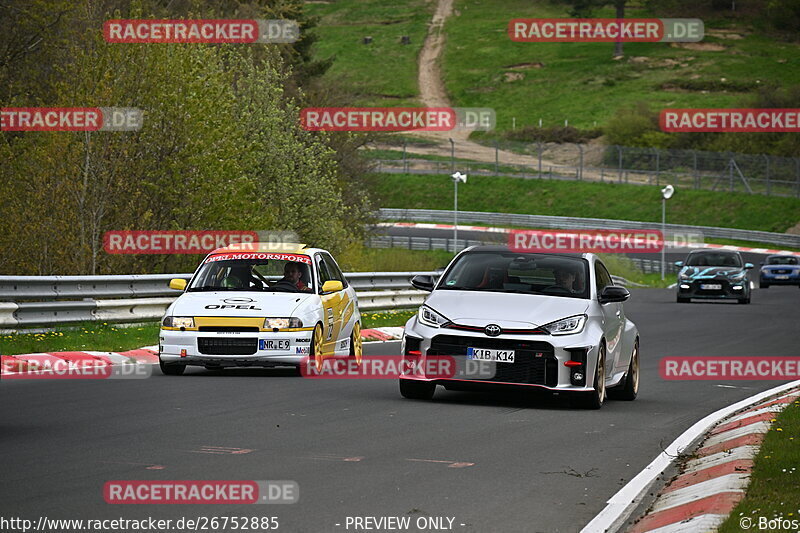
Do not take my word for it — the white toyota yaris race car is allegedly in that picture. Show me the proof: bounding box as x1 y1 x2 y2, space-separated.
158 243 362 375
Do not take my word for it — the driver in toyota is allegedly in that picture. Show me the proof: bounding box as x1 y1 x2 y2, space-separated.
553 265 579 293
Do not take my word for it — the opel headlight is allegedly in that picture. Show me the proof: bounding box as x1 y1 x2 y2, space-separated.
417 305 450 328
264 318 303 329
541 315 587 336
162 316 194 328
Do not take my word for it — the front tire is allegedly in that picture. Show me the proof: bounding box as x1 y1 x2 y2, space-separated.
738 294 751 304
311 323 325 371
159 358 186 376
759 281 769 289
677 296 690 303
399 379 436 400
349 321 363 366
573 344 606 409
608 339 639 401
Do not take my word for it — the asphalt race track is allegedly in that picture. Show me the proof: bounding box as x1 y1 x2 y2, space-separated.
1 289 798 533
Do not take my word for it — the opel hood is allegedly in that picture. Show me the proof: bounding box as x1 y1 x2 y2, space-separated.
169 291 316 317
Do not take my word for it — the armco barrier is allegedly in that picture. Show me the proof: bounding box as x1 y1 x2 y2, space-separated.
378 209 800 249
0 269 643 330
0 272 439 329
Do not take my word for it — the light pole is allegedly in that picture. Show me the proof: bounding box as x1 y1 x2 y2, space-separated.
451 171 467 253
661 184 674 280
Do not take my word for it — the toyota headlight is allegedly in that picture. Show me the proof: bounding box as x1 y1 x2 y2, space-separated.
541 315 587 336
162 316 194 328
417 305 450 328
264 318 303 329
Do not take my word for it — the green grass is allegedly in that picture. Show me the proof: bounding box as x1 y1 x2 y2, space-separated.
305 0 800 132
719 399 800 533
305 0 433 106
443 0 800 133
361 309 417 329
1 322 160 356
374 173 800 233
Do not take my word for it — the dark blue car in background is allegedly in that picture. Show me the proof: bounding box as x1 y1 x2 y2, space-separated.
675 250 753 304
759 254 800 288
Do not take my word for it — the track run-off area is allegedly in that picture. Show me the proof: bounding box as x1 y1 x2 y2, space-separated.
1 288 798 532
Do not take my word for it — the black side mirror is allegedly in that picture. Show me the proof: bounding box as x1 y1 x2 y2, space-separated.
600 285 630 303
411 275 435 292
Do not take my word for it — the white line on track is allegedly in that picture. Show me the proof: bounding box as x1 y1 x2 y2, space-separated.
580 380 800 533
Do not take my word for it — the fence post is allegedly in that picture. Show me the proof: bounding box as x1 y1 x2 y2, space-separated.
796 158 800 198
654 148 660 186
729 157 734 192
449 138 455 172
403 140 408 172
617 146 623 183
763 154 770 196
577 144 584 180
692 150 698 190
537 141 543 177
494 140 499 175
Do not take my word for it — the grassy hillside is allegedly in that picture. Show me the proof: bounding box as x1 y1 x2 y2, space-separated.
375 173 800 233
443 0 800 132
306 0 800 132
305 0 433 106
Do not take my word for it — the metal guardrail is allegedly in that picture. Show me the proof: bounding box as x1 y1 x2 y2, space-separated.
378 208 800 249
0 272 438 329
0 269 647 331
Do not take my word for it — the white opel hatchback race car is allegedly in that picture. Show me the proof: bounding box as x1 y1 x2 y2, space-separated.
400 247 639 409
158 243 362 375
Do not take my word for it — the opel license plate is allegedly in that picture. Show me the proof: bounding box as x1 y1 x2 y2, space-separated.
259 339 290 351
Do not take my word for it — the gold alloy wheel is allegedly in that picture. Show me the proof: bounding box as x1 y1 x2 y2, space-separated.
313 324 325 372
351 322 363 365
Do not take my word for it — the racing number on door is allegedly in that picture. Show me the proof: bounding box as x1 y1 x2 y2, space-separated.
326 307 334 340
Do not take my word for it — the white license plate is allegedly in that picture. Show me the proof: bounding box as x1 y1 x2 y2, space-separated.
700 284 722 290
775 275 789 280
467 347 515 363
259 339 290 351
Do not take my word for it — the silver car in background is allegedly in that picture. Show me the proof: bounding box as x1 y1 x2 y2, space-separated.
400 247 639 409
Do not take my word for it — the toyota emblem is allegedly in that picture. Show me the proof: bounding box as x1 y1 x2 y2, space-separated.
485 324 502 337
